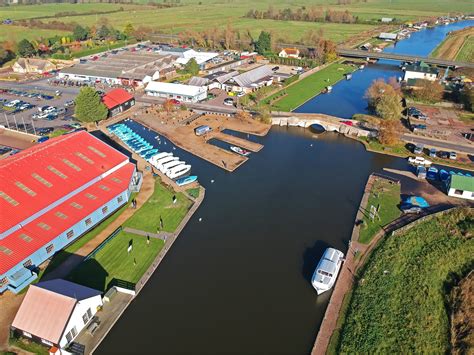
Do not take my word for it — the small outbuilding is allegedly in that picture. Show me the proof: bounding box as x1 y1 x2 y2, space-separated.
195 125 212 136
102 88 135 117
378 32 398 41
145 82 208 103
447 175 474 201
11 279 102 349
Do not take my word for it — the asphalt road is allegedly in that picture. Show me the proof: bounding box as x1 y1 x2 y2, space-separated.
402 134 474 155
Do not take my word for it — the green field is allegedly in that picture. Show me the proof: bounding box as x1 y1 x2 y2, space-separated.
456 35 474 62
358 178 401 244
1 0 470 44
336 208 474 353
268 63 354 111
68 231 164 291
0 25 69 42
123 178 192 233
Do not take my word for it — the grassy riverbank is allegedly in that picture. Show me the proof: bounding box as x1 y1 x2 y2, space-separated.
430 26 474 61
267 63 354 112
358 178 401 244
335 208 474 353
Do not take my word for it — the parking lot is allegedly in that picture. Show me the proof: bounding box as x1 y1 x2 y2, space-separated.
0 85 79 136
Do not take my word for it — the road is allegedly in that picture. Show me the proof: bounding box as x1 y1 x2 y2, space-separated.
402 134 474 155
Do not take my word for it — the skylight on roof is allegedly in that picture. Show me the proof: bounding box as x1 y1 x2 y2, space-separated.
47 165 68 179
32 173 52 188
62 158 81 172
88 146 106 158
111 177 122 183
75 152 94 164
98 185 110 191
71 202 83 209
85 193 97 200
37 222 51 231
55 211 68 220
0 246 13 255
15 181 36 196
0 191 19 206
19 233 32 242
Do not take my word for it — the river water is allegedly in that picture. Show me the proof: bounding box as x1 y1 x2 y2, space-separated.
98 21 472 354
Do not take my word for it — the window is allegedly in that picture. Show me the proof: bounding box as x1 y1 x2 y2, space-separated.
15 182 36 196
87 308 92 319
71 202 83 209
82 313 89 325
71 326 78 337
32 173 52 187
117 196 124 203
55 211 68 220
111 177 122 183
22 331 32 338
98 185 110 191
19 233 32 242
0 191 19 206
23 259 32 268
85 193 97 200
37 222 51 231
0 246 13 255
66 230 74 239
45 244 54 254
454 189 463 195
88 146 106 158
47 165 68 179
62 158 81 172
65 331 73 343
102 206 108 214
75 152 94 164
85 218 92 226
0 277 8 287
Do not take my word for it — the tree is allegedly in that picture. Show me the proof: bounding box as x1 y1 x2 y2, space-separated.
375 94 403 120
97 25 110 40
163 99 175 113
461 86 473 112
184 58 200 75
74 87 108 123
378 119 401 145
235 110 252 121
255 31 271 54
73 25 89 41
412 79 444 103
124 23 135 38
17 39 35 57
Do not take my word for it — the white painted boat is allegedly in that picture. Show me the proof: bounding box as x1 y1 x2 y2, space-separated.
311 248 345 295
160 160 185 173
150 152 172 165
156 156 178 171
166 164 191 179
230 146 251 157
408 156 432 166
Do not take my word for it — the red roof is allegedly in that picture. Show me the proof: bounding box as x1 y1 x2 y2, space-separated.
102 89 134 110
0 163 134 274
0 131 128 236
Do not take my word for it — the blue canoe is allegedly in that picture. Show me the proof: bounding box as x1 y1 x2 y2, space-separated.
176 175 198 186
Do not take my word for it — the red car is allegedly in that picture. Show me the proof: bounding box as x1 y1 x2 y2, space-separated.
341 120 354 126
170 99 181 105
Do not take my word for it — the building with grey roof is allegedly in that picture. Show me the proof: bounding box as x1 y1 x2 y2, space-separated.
225 65 274 93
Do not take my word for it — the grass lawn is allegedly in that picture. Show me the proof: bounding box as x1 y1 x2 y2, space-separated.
456 35 474 62
124 178 192 233
267 63 354 112
0 25 69 42
337 208 474 353
358 178 401 244
41 195 136 278
9 337 49 355
68 232 164 291
186 187 200 199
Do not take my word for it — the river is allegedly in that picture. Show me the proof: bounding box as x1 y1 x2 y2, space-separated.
97 20 472 354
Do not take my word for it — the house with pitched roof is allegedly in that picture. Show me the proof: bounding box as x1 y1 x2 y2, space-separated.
278 48 300 59
102 89 135 117
11 279 102 349
12 58 57 74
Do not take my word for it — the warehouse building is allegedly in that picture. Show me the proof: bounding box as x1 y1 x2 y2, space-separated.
224 65 274 93
0 131 141 294
145 81 208 103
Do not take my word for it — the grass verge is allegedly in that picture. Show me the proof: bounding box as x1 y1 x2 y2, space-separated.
358 178 401 244
337 208 474 353
9 337 49 355
266 63 354 112
186 187 200 199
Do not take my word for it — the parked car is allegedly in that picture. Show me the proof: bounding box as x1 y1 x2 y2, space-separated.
37 127 54 135
413 145 423 155
429 148 437 158
439 151 449 159
449 151 457 160
237 92 246 97
223 98 234 106
400 205 422 214
64 100 75 107
170 99 181 105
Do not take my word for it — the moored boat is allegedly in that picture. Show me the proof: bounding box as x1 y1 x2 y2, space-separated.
176 175 198 186
166 164 191 179
230 146 251 157
311 248 344 295
160 160 185 174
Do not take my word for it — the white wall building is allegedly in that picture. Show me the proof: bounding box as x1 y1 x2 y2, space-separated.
403 62 439 82
12 279 103 349
145 81 208 103
447 175 474 201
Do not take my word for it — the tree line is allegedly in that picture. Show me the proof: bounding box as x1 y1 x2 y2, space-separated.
245 6 357 24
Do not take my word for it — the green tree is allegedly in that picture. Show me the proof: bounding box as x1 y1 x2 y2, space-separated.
73 25 89 41
461 86 473 112
97 25 110 40
74 87 108 123
17 39 35 57
184 58 200 75
375 94 403 120
412 79 444 103
255 31 271 54
124 23 135 38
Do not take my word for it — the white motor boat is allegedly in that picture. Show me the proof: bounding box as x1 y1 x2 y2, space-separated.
160 160 185 174
311 248 345 295
408 156 432 166
166 164 191 179
155 156 178 171
149 152 172 164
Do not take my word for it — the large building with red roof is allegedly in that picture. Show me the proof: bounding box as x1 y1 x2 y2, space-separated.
0 131 140 293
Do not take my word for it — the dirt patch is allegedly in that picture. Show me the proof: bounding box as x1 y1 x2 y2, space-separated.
450 271 474 354
0 292 25 351
432 27 474 60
